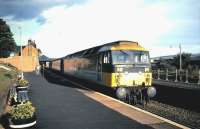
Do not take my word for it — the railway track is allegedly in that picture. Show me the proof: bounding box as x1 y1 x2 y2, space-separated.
44 69 200 129
137 101 200 129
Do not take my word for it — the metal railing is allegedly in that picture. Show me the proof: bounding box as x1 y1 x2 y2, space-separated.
152 69 200 85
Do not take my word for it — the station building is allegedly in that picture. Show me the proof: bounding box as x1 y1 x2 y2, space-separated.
0 39 41 72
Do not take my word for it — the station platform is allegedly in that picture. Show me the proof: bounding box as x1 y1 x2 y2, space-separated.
25 72 188 129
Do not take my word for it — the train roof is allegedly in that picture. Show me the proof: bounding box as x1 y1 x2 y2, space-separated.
99 40 147 52
65 40 147 58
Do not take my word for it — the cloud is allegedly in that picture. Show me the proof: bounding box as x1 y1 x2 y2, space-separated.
0 0 86 23
32 0 176 58
36 16 46 25
5 0 199 58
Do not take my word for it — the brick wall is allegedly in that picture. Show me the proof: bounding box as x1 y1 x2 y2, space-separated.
0 43 39 72
22 45 39 57
0 56 39 72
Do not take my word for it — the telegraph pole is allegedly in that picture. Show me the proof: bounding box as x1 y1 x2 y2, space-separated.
179 44 182 81
179 44 182 71
18 26 24 79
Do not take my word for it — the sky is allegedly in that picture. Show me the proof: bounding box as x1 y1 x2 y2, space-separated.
1 0 200 58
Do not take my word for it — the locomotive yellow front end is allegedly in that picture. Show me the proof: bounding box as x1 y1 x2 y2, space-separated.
112 67 152 87
107 42 156 104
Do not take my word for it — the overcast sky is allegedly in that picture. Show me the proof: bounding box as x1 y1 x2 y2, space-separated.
1 0 200 58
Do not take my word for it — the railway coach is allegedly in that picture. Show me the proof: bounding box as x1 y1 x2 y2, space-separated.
48 40 156 104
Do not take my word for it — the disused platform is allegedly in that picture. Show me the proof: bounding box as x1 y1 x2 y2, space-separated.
25 72 188 129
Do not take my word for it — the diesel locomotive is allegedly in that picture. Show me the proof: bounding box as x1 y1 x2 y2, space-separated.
48 40 156 104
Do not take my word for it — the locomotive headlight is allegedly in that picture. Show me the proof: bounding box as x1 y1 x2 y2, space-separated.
145 68 150 72
116 87 128 99
147 87 156 98
116 67 123 72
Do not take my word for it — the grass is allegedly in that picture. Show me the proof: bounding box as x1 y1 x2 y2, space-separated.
0 64 18 129
0 64 17 93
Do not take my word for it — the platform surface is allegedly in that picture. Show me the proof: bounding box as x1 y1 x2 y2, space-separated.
26 72 183 129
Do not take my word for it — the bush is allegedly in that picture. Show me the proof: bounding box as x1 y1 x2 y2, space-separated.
18 79 29 87
10 102 35 120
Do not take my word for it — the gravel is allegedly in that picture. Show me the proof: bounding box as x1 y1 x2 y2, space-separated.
137 100 200 129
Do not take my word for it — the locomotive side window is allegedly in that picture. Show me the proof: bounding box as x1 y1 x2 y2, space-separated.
103 53 108 63
103 52 111 64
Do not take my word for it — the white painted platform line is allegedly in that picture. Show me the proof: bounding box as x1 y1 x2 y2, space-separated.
62 76 190 129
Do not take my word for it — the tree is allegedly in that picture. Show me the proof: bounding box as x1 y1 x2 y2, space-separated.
0 18 16 57
171 53 191 69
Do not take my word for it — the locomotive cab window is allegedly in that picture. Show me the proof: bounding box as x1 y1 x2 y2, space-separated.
141 53 149 63
112 50 150 64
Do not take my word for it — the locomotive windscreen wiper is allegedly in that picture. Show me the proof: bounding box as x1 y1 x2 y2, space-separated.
120 50 129 55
